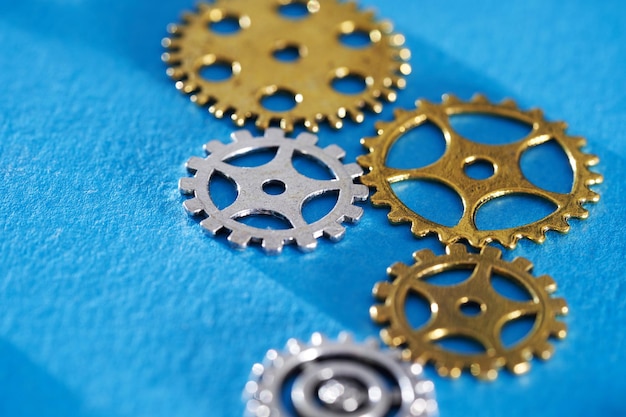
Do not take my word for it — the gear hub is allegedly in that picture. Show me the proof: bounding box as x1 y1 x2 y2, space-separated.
371 244 569 380
179 128 368 254
357 94 603 249
162 0 411 132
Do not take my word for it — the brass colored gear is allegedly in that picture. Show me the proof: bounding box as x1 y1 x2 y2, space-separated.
162 0 411 132
370 244 569 380
357 94 603 249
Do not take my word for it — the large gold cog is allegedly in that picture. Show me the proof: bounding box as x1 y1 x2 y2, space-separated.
162 0 411 132
357 94 603 249
371 244 569 380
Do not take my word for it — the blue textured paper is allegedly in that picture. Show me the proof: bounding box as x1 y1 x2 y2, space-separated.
1 1 625 416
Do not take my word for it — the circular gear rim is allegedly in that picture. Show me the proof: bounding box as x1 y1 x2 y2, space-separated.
357 94 603 249
179 128 368 254
162 0 411 132
370 243 569 380
244 332 438 417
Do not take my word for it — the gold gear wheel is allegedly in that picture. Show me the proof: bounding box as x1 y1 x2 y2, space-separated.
371 244 569 380
357 94 603 249
161 0 411 133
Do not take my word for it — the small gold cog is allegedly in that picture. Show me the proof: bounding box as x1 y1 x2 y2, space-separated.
162 0 411 132
371 244 569 380
357 94 603 249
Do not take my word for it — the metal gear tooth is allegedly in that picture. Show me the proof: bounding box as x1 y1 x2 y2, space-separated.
294 233 317 252
387 261 410 278
232 112 248 127
584 190 601 203
550 217 571 233
179 177 196 194
286 338 303 355
412 249 436 263
183 197 203 214
500 98 518 109
280 119 295 133
504 354 531 375
584 153 600 166
166 23 179 34
323 224 346 241
337 332 353 343
228 230 252 249
535 274 557 293
365 98 384 113
442 94 461 105
447 244 469 257
310 332 325 346
192 93 210 106
382 88 398 102
372 281 393 299
166 67 184 79
203 140 225 154
550 321 568 339
534 342 555 360
209 103 228 118
587 172 604 185
327 114 344 130
511 257 534 272
381 327 406 346
304 119 319 133
470 93 490 104
370 304 391 323
550 297 569 315
527 108 544 119
200 217 223 235
360 136 379 150
365 337 380 348
349 108 365 123
261 236 285 255
353 184 370 201
255 116 271 130
185 156 206 171
343 205 364 222
322 144 345 159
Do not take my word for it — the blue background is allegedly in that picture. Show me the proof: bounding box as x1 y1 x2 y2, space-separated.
1 0 625 416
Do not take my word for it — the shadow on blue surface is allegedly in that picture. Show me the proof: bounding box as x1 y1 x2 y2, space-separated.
0 340 92 417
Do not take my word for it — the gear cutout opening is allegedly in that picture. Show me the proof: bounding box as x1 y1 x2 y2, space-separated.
277 0 318 20
385 121 447 170
475 193 557 231
391 179 464 228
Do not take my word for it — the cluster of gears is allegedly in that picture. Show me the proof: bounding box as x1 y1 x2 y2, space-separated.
163 0 603 415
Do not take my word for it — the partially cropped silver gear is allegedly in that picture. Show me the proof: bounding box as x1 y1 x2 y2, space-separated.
179 128 368 254
244 332 438 417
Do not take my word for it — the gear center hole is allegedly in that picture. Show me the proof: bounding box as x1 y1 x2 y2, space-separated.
458 298 486 317
263 179 287 195
463 158 495 180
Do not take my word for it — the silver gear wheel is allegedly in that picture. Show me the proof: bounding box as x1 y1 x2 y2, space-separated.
179 128 368 254
244 332 438 417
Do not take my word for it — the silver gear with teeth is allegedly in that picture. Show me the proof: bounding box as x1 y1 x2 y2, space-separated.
179 128 368 253
244 332 438 417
